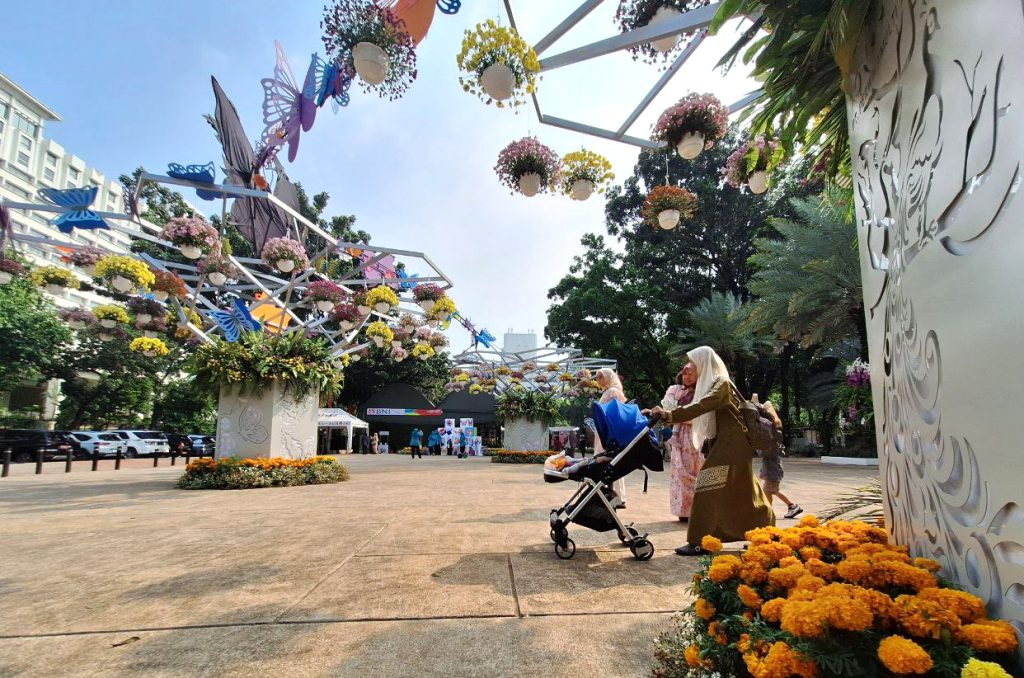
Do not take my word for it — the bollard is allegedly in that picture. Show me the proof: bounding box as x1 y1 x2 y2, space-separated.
35 448 44 475
2 449 10 478
171 451 177 467
115 447 122 470
153 455 159 468
91 447 99 472
65 450 73 473
185 450 191 466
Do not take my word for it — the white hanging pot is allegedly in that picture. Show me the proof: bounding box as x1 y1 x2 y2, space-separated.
45 283 65 295
316 300 336 313
0 272 11 285
100 319 117 329
98 332 114 342
144 349 158 357
351 353 361 362
81 264 97 277
179 244 202 259
427 319 439 329
137 313 153 324
518 172 542 197
419 354 429 361
276 259 295 273
571 179 594 201
418 299 435 312
748 170 769 195
676 131 705 160
402 323 416 334
357 304 372 316
352 42 390 86
340 320 355 332
152 290 169 303
647 5 681 54
391 339 403 349
480 62 516 101
394 355 404 363
68 319 87 330
372 335 384 347
208 271 227 287
374 302 392 314
658 209 681 230
111 275 134 293
144 331 159 339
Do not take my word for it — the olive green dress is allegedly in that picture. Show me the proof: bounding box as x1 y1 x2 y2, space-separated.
662 378 775 544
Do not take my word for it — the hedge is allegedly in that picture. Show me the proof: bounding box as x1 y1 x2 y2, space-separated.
490 450 552 464
177 455 349 490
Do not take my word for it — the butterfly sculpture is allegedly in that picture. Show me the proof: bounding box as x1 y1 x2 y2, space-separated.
261 42 320 163
37 187 109 233
436 0 461 13
311 54 353 113
167 162 220 201
397 268 419 290
210 297 262 343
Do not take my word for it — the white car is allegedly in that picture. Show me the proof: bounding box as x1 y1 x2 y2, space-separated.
110 430 170 458
70 431 125 458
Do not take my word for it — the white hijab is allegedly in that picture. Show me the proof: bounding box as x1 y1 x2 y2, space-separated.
596 368 625 403
687 346 732 451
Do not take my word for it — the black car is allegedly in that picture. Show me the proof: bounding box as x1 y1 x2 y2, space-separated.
0 429 76 463
56 431 87 459
164 433 194 456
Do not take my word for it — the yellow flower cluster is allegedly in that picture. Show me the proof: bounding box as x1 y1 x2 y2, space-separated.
93 304 130 324
456 20 540 109
961 658 1013 678
430 296 457 318
365 321 394 342
129 336 170 356
95 255 156 290
560 150 615 197
366 285 398 309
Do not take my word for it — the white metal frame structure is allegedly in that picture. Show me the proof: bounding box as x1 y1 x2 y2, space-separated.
453 343 616 394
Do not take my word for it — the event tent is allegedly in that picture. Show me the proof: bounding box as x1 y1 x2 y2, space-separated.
318 409 370 453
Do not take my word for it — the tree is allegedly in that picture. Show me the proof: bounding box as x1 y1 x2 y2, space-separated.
151 380 216 434
334 349 452 410
0 278 72 393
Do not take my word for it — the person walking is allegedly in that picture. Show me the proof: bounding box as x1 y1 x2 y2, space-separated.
409 427 423 459
662 363 702 522
360 430 371 455
648 346 775 555
759 443 803 518
427 428 441 456
458 428 469 458
371 432 380 455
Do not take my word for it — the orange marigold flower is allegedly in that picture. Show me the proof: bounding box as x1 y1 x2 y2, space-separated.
779 555 802 568
794 574 826 593
799 514 820 528
743 547 774 569
708 555 742 582
707 621 719 636
768 563 806 591
855 588 896 619
893 594 961 639
836 557 873 583
913 557 941 573
877 636 933 674
737 584 764 609
799 546 823 561
917 587 986 623
827 597 874 632
684 644 707 668
957 620 1019 653
701 535 723 553
804 558 836 580
781 600 828 638
762 641 819 678
761 597 786 622
695 597 716 620
741 562 769 585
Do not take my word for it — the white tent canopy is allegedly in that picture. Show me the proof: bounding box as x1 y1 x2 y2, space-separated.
318 409 370 453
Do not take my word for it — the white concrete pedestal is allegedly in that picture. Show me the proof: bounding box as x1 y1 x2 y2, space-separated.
216 384 318 459
502 418 547 452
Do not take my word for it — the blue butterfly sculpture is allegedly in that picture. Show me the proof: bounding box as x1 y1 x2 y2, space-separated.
397 268 419 290
309 54 353 113
37 187 109 233
437 0 461 14
210 298 262 343
167 162 221 201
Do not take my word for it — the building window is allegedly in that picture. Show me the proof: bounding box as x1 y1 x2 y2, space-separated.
11 111 38 137
16 151 30 167
68 167 80 181
6 165 32 183
43 168 55 183
0 101 8 119
5 183 30 198
19 135 32 151
45 153 58 167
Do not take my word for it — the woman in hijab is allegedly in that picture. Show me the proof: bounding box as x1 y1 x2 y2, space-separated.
649 346 774 555
662 363 701 522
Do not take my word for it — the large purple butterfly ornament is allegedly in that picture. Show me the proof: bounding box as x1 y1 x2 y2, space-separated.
261 42 320 163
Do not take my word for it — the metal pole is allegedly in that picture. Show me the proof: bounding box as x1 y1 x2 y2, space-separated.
171 451 177 466
115 447 122 470
185 449 191 466
65 449 73 473
153 455 159 468
35 449 43 475
91 447 99 472
1 449 10 477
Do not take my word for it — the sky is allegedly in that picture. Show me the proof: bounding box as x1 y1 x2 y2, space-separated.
0 0 757 355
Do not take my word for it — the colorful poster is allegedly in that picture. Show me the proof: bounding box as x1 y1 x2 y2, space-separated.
366 408 443 416
463 426 476 439
472 436 483 456
460 418 474 430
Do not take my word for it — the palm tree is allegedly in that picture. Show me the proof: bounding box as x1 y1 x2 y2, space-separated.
742 187 866 355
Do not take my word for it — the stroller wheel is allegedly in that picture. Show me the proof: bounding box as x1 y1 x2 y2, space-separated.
555 538 576 560
550 528 558 543
630 538 654 561
618 525 640 544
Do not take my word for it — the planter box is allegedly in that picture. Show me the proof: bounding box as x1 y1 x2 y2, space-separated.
502 418 547 452
216 384 318 459
820 456 879 467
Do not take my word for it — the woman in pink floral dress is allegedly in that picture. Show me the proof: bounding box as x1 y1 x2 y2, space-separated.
662 362 701 521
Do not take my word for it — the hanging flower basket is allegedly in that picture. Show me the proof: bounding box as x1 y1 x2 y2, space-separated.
642 185 698 230
367 285 399 314
330 302 361 331
94 304 130 329
723 135 786 195
366 321 394 348
29 266 80 295
261 237 310 274
127 297 167 325
351 290 372 316
428 296 456 324
159 216 220 259
390 346 408 362
62 246 105 277
199 255 241 287
95 255 155 294
308 280 346 313
58 307 97 331
398 312 420 333
152 270 187 303
412 283 445 311
130 336 170 358
96 326 128 343
615 1 713 64
322 0 417 100
652 92 729 159
495 137 561 197
0 259 26 285
457 20 540 108
412 344 435 361
560 150 615 201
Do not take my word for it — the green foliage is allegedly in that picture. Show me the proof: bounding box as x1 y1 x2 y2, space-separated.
177 457 349 490
494 390 561 426
0 278 72 392
674 291 776 381
818 478 883 523
150 380 217 434
335 346 451 408
490 450 549 464
119 167 199 225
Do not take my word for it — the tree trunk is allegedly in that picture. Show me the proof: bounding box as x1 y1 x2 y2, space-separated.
780 342 793 426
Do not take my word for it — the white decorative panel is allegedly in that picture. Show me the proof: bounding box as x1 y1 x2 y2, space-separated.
216 384 318 460
848 0 1024 650
502 419 548 452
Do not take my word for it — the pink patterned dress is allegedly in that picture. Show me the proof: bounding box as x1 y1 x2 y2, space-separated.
664 385 701 518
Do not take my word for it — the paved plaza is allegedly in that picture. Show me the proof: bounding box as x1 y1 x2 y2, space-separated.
0 455 876 677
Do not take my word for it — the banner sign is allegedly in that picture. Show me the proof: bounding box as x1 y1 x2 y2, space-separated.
365 408 442 417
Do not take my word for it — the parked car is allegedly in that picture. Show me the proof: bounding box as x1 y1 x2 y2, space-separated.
109 430 170 458
188 435 216 457
56 430 86 459
69 431 125 458
164 433 194 456
0 429 76 463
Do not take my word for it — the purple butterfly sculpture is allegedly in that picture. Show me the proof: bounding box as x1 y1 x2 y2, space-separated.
261 42 321 163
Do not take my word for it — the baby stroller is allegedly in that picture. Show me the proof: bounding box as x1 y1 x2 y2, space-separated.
544 400 664 561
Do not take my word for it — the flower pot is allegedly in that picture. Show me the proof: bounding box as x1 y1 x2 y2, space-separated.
180 245 202 260
480 62 516 101
315 300 335 313
98 332 114 342
208 271 227 287
647 5 681 54
402 323 416 334
658 209 680 230
144 349 158 357
571 179 594 201
137 313 153 324
394 355 404 363
676 131 705 159
352 42 390 86
418 299 436 312
111 275 134 293
357 304 372 316
68 320 87 331
427 319 439 328
100 319 117 329
340 320 355 332
374 302 392 314
276 259 295 273
372 335 384 348
152 290 169 303
0 271 11 285
45 283 65 295
419 354 429 361
81 264 97 277
748 170 769 195
391 340 403 349
518 172 542 197
351 353 361 362
144 331 159 339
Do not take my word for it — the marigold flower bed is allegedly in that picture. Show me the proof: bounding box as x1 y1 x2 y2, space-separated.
655 516 1018 678
489 450 554 464
177 456 349 490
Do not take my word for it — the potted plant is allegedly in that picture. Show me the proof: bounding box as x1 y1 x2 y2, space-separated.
367 284 399 313
560 150 615 201
152 270 187 303
615 1 712 61
495 136 561 197
130 336 170 358
398 312 419 333
321 0 417 99
159 216 220 259
428 296 456 325
390 346 408 362
29 265 80 295
391 326 409 348
366 321 394 347
351 290 372 316
95 325 128 343
642 185 698 230
496 365 513 377
651 92 729 159
199 255 241 287
136 317 168 339
94 304 130 329
330 303 361 332
307 280 345 313
126 297 167 324
62 246 105 277
457 19 540 107
261 237 309 274
58 307 97 331
412 283 444 312
428 332 449 349
411 343 435 361
0 258 25 285
414 326 432 344
95 255 155 293
723 135 786 195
